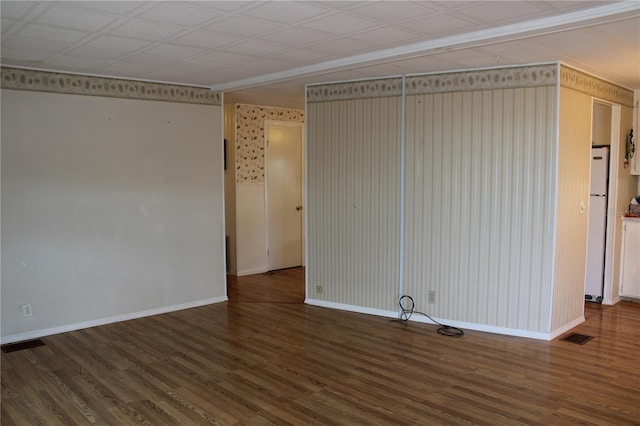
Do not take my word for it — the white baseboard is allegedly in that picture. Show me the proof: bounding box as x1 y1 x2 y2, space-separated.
1 296 228 345
236 267 268 276
305 298 554 340
549 316 585 340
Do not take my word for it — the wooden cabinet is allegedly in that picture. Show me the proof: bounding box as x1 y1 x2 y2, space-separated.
620 218 640 298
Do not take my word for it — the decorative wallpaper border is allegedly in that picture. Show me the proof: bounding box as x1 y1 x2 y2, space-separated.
406 64 557 96
560 65 633 107
307 77 403 102
1 67 221 106
307 64 557 102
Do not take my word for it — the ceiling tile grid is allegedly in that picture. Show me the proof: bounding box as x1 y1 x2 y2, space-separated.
0 1 638 108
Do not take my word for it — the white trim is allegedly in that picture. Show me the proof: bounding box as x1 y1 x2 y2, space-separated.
305 299 556 340
0 296 228 345
604 103 622 305
549 316 586 340
304 87 309 300
398 74 406 304
547 62 562 334
236 267 268 277
264 120 305 272
211 3 639 92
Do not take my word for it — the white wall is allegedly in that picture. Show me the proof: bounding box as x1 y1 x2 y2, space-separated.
1 89 226 343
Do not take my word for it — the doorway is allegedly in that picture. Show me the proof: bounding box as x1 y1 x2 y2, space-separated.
265 121 304 271
584 100 620 304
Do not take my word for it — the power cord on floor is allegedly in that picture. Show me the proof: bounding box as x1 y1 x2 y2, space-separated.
397 295 464 337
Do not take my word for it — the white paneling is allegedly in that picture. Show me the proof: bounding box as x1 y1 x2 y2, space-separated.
404 87 557 333
307 97 402 311
552 87 592 332
235 183 267 276
1 89 226 340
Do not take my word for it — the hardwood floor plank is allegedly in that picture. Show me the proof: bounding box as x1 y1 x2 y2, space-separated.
2 268 639 425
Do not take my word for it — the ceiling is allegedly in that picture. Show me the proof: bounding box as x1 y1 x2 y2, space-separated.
1 1 639 109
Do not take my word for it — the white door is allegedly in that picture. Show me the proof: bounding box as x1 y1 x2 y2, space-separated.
266 122 303 270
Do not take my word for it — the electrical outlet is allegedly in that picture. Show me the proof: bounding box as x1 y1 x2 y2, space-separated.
316 285 323 294
21 303 33 317
428 290 436 304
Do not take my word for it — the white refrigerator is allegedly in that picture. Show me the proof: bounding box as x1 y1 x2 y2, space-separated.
585 146 609 302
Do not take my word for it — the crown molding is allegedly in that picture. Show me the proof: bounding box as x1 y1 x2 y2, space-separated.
1 67 222 106
211 2 639 92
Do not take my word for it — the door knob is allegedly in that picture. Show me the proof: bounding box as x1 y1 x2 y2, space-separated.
296 206 303 211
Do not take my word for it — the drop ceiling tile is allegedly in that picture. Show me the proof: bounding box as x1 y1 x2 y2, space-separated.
17 23 89 44
244 2 330 24
138 3 223 27
190 50 253 65
398 13 478 37
1 47 52 64
109 20 184 42
141 43 206 59
35 5 117 32
593 17 640 43
2 35 70 54
308 37 377 56
48 55 106 70
87 35 151 52
301 12 378 35
100 61 158 76
260 27 331 45
174 31 242 49
187 1 257 13
225 39 289 56
533 28 621 57
541 1 610 13
64 45 127 60
271 48 331 64
456 2 548 25
0 1 37 19
60 1 146 16
205 16 280 37
350 26 421 46
349 2 438 23
119 53 180 67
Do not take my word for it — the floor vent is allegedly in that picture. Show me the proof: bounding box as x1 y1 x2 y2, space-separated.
1 339 46 353
560 333 594 345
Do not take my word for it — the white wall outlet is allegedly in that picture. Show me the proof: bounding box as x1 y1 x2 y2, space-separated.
316 285 323 294
428 290 436 304
21 303 33 317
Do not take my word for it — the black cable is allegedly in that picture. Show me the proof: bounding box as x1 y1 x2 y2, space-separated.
397 295 464 337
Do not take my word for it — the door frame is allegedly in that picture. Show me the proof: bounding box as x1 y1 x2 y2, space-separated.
264 120 305 271
589 98 621 305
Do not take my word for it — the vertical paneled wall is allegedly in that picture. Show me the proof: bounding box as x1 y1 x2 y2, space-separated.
307 64 634 337
404 87 557 333
552 87 592 332
307 97 402 311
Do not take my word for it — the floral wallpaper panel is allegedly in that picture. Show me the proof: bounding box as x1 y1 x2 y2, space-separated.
234 104 304 184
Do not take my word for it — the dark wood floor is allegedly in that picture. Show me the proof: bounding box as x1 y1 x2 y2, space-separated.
2 269 639 425
227 267 305 304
